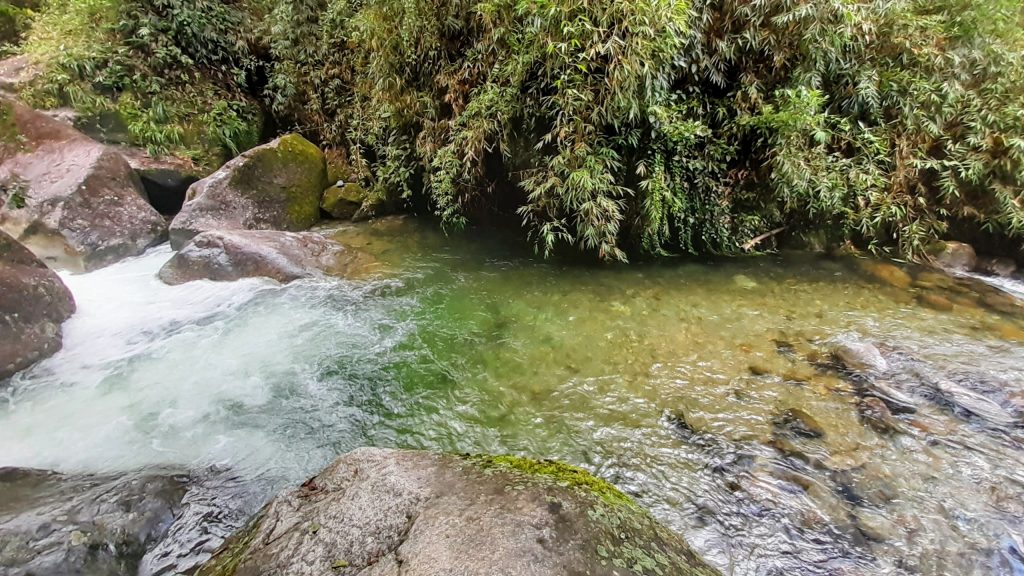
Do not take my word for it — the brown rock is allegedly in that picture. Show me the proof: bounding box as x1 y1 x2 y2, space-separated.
0 98 166 271
195 449 720 576
0 229 75 380
158 229 377 285
860 260 912 289
859 397 899 433
169 134 327 249
918 292 954 312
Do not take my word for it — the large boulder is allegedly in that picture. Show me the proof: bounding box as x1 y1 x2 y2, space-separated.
169 135 328 249
158 230 377 285
0 467 187 576
0 229 75 380
0 98 167 271
196 448 720 576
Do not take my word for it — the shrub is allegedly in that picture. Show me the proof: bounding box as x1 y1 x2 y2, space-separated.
269 0 1024 260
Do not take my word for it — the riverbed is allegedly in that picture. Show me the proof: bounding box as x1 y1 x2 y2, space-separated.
2 217 1023 575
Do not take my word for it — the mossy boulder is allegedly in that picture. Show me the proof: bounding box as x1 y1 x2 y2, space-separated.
321 182 366 220
926 240 977 272
169 134 328 249
195 448 720 576
0 229 75 380
0 98 167 271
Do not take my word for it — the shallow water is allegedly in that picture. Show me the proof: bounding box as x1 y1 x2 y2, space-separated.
2 218 1024 575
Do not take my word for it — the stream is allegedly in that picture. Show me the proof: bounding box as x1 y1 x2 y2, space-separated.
2 217 1024 576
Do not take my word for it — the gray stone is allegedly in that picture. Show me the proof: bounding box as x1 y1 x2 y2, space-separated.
834 339 888 374
927 241 977 273
158 230 377 285
975 255 1018 278
0 229 75 380
196 448 720 576
0 98 167 271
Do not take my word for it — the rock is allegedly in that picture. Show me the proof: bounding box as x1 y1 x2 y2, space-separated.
351 194 394 223
0 98 167 270
169 134 328 249
158 230 376 285
858 397 900 433
732 274 758 290
852 508 900 542
834 339 888 374
774 407 826 439
0 467 187 576
861 380 919 415
975 255 1018 278
0 55 39 93
930 379 1017 427
195 448 720 576
321 182 366 220
981 291 1024 316
859 261 912 289
0 229 75 380
927 241 977 272
918 292 954 312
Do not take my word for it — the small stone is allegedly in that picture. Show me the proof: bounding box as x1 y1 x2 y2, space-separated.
774 407 826 439
834 340 888 374
918 292 954 312
853 509 900 542
859 397 899 433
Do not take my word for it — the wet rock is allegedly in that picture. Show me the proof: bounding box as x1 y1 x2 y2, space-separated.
860 261 912 289
852 508 900 542
918 292 954 312
195 448 720 576
0 55 39 93
861 380 919 415
0 467 187 576
834 340 888 374
158 230 377 285
914 270 956 289
0 98 167 270
981 291 1024 317
927 241 977 272
0 229 75 380
858 397 900 434
351 194 395 223
321 182 366 220
976 255 1018 278
774 408 826 439
732 274 758 290
169 134 328 249
930 379 1017 427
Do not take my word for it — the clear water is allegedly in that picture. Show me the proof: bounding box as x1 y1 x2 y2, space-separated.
2 217 1024 576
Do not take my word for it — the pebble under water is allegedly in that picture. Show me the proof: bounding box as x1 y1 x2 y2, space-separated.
2 218 1024 576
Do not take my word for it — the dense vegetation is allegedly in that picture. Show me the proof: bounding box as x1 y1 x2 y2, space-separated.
14 0 1024 260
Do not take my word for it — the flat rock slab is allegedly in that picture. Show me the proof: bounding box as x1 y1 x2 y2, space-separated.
159 229 377 285
169 134 327 249
0 228 75 380
0 467 187 576
197 448 720 576
0 98 167 271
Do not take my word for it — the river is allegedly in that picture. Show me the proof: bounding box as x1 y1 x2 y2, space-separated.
2 217 1023 575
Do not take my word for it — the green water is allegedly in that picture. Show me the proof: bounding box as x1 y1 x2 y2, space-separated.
3 216 1023 576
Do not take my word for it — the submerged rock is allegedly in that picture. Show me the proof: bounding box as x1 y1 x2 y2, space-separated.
858 397 900 433
169 134 328 249
774 408 826 439
859 261 912 289
0 98 167 270
930 379 1017 427
834 340 888 374
158 230 376 285
0 229 75 380
0 467 187 576
195 448 720 576
918 292 954 312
